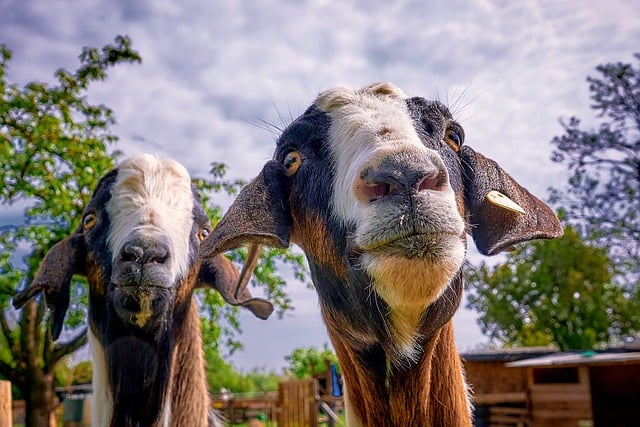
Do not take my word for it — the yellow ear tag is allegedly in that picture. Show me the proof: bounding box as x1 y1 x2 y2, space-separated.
485 190 526 215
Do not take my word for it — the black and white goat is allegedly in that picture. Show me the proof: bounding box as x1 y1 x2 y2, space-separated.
201 83 562 426
13 154 273 427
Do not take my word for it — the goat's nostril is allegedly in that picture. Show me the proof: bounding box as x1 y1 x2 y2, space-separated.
145 246 169 265
122 244 144 263
418 172 446 192
355 180 395 203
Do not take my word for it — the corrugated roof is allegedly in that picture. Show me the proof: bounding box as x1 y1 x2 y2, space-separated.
461 346 558 363
506 351 640 368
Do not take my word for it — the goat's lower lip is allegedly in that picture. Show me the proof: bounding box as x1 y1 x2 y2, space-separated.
355 232 461 258
111 284 170 290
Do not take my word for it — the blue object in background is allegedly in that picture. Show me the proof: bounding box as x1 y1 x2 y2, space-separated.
331 364 342 397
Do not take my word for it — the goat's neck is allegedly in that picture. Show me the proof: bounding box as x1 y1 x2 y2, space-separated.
168 301 212 427
329 321 471 427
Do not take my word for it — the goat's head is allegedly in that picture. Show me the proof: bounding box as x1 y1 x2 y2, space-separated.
202 82 562 366
13 153 273 340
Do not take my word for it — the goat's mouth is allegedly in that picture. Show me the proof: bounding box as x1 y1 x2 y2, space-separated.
355 232 463 260
110 284 175 329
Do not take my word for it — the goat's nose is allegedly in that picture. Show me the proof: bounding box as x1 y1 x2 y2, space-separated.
354 156 448 203
121 240 169 265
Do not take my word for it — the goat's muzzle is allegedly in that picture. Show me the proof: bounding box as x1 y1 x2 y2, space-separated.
110 235 177 329
351 151 465 261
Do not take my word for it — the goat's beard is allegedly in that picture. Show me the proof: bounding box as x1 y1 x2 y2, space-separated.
105 333 174 426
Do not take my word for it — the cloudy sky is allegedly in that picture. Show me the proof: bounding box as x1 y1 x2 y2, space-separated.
1 0 639 372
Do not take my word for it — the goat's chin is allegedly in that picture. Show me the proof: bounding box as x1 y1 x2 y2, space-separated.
360 242 465 366
110 286 175 330
358 234 465 304
362 249 463 311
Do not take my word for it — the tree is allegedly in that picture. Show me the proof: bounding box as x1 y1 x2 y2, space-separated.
0 38 306 426
465 226 639 351
284 345 339 379
549 52 640 285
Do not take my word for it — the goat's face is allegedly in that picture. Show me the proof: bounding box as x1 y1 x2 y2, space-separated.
317 86 468 313
96 155 200 329
202 82 562 364
13 154 273 342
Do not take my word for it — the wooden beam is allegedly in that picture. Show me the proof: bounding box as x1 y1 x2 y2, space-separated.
0 380 11 427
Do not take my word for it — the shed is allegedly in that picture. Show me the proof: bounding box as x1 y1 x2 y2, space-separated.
507 351 640 427
463 347 557 426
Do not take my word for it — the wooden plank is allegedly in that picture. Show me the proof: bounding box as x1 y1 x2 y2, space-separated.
473 392 528 405
490 407 528 416
532 408 593 419
530 391 590 402
0 381 11 427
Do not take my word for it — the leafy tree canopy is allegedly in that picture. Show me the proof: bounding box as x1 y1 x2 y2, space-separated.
550 52 640 285
465 226 639 351
284 345 339 379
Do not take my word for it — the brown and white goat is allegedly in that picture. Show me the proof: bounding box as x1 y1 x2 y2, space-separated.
201 83 563 426
13 154 274 427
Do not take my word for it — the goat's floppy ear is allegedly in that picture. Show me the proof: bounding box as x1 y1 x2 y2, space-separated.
198 254 274 320
200 160 292 259
460 146 563 255
12 233 86 340
200 160 291 305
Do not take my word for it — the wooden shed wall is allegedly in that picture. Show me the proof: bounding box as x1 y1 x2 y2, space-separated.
465 361 528 395
528 366 592 427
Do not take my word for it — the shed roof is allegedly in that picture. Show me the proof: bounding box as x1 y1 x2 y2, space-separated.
461 346 558 363
506 351 640 368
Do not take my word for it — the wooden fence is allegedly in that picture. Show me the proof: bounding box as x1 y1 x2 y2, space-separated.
1 380 11 427
277 379 319 427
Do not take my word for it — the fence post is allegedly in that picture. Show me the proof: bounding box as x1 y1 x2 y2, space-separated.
0 380 11 427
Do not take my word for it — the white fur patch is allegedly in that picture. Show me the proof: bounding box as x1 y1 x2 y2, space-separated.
316 82 421 225
106 154 194 283
89 330 113 427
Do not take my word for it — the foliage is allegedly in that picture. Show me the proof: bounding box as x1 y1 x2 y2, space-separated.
465 226 639 351
205 349 281 393
284 345 339 379
549 52 640 285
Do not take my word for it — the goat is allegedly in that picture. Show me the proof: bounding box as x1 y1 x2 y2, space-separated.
201 82 563 426
13 154 274 427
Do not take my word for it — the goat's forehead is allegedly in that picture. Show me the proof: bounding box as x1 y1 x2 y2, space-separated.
312 83 452 153
103 155 196 277
113 154 192 194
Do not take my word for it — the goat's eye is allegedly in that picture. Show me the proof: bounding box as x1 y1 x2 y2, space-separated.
445 128 463 152
83 213 97 230
283 151 302 176
197 228 210 241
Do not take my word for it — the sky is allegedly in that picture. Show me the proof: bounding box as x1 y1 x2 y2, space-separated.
1 0 639 372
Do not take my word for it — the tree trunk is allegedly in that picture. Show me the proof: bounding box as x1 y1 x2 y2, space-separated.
24 371 58 427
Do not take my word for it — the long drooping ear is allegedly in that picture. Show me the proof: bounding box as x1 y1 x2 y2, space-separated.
200 160 292 303
200 160 292 259
197 253 274 320
460 145 563 255
12 233 87 340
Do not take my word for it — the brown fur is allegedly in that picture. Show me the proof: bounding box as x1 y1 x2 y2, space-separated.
169 301 211 427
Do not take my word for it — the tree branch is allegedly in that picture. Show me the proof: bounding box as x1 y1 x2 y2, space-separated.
46 327 88 370
0 309 15 352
